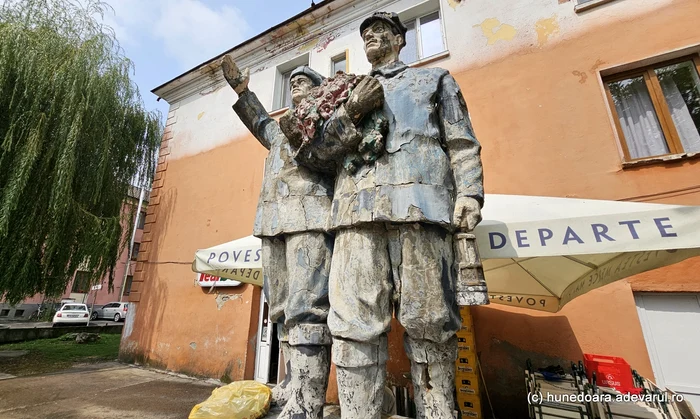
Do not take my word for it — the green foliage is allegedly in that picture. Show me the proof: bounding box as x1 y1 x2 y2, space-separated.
0 0 162 303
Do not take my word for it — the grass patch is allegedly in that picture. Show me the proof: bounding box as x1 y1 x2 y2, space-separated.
0 334 120 376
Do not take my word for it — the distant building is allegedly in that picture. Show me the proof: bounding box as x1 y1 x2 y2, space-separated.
121 0 700 417
0 187 148 318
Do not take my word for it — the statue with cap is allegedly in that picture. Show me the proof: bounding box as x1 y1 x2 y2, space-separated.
220 56 333 419
294 11 487 419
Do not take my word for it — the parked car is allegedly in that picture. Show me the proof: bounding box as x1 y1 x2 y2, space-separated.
91 302 129 322
52 304 90 326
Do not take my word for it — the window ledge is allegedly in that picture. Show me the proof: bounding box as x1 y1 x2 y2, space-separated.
269 107 289 118
575 0 618 13
621 152 700 169
408 50 450 68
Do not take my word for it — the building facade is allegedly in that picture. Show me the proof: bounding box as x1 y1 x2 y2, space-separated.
121 0 700 416
0 189 147 319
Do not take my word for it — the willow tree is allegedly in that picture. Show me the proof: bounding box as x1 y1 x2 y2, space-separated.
0 0 162 304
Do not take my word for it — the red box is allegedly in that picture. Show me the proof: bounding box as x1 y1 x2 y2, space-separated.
584 354 635 392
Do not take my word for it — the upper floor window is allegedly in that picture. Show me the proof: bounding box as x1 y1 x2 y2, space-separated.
137 210 146 229
124 275 133 296
604 56 700 162
400 10 446 64
274 54 309 111
331 51 348 74
131 242 140 261
72 271 91 293
280 68 294 110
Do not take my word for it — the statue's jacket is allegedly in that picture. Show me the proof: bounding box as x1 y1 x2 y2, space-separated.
233 90 334 237
314 62 484 231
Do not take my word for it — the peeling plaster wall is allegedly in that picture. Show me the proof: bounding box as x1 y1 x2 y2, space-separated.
126 0 700 414
165 0 679 161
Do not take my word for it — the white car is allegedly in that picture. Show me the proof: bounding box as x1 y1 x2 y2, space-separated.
91 302 129 322
52 303 91 326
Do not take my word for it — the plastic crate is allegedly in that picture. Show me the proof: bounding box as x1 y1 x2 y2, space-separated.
583 354 635 393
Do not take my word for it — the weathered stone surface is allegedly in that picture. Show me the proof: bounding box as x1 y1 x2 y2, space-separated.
297 11 487 419
75 332 100 343
223 61 334 417
275 345 330 418
232 89 334 237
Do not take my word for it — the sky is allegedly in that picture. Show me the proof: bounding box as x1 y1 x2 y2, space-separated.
99 0 314 120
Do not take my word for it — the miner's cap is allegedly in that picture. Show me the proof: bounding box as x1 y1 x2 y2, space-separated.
359 12 407 48
290 66 325 87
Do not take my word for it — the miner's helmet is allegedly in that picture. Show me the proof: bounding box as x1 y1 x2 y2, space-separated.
359 11 408 49
290 66 325 87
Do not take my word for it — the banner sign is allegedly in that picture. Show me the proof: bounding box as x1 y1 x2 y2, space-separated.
197 273 242 287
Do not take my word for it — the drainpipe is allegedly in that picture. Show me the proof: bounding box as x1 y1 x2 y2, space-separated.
119 186 145 302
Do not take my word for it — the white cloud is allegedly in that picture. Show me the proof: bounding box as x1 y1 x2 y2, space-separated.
153 0 250 69
100 0 250 70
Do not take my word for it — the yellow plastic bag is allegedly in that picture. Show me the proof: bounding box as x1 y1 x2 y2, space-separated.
189 380 272 419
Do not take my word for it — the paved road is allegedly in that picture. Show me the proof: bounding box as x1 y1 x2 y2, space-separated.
0 362 217 418
0 321 122 329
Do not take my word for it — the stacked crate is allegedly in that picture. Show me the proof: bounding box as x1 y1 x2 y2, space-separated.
456 306 482 418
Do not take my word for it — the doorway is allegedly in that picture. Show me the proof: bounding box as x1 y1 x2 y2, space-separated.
254 292 282 384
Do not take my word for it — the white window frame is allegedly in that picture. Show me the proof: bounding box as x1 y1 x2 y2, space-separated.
398 0 448 64
273 53 309 111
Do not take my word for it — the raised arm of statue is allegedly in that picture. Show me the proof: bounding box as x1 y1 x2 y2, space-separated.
221 55 276 150
438 73 484 232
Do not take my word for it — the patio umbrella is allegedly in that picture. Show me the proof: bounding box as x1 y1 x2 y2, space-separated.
192 234 263 287
475 195 700 312
192 195 700 312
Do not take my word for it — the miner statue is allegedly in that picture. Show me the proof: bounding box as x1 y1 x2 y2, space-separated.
288 12 487 419
220 57 334 419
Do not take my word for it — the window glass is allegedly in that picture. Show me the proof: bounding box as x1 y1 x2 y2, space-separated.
131 242 140 261
419 12 444 58
137 211 146 229
399 20 418 64
332 56 346 74
608 76 669 159
281 69 293 109
124 276 133 296
655 61 700 153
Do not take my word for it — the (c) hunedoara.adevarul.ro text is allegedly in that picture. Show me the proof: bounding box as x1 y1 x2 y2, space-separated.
527 391 685 405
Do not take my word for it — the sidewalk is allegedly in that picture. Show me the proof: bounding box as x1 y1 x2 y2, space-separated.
0 362 217 418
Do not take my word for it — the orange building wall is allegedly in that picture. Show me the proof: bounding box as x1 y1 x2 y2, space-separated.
444 1 700 416
120 131 267 382
121 0 700 416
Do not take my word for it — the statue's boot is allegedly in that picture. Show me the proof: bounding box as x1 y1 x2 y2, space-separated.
336 363 386 419
278 344 330 419
271 341 293 407
406 336 458 419
333 336 387 419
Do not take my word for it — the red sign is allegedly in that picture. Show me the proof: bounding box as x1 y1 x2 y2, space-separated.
197 273 241 287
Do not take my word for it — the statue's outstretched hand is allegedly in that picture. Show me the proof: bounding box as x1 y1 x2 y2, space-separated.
221 55 249 95
346 76 383 124
453 196 482 232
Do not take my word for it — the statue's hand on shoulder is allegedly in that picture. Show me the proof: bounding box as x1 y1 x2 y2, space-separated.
453 196 482 232
221 55 249 95
279 109 304 150
346 76 384 124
